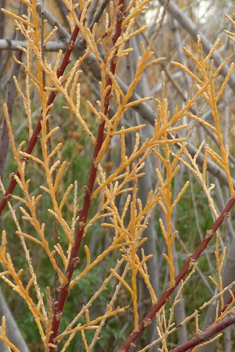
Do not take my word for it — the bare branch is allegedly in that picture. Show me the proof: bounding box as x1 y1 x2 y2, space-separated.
0 39 67 51
169 312 235 352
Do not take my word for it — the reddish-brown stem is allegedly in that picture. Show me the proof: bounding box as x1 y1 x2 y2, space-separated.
0 15 82 216
169 312 235 352
220 292 235 316
48 1 125 350
183 253 235 352
118 196 235 352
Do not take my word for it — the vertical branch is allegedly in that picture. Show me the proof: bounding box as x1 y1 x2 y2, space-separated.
40 0 46 90
0 286 30 352
41 0 60 303
54 0 70 28
0 13 83 215
48 1 125 350
0 0 6 75
88 0 110 31
0 3 27 179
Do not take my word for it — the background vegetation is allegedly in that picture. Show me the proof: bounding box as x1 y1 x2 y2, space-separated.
0 0 235 351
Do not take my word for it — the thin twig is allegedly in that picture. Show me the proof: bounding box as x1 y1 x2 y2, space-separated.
118 195 235 352
0 13 83 216
48 1 125 350
169 311 235 352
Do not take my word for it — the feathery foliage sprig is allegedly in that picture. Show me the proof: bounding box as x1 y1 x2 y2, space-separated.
0 1 235 352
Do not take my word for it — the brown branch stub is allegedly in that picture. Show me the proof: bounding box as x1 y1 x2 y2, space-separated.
52 300 58 309
20 156 29 164
223 211 231 219
55 312 62 322
117 10 123 22
68 40 75 51
54 286 61 293
143 318 151 327
83 185 90 196
72 257 80 268
4 193 12 203
189 256 196 269
78 221 85 230
205 229 214 239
